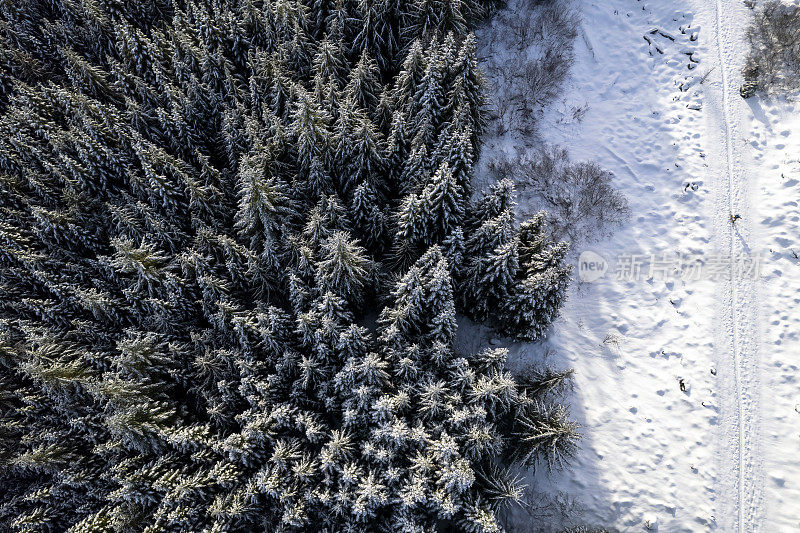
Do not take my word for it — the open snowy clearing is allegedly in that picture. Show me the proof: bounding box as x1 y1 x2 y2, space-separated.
477 0 800 530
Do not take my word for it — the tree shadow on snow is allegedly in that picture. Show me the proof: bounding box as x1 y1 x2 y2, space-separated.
455 316 617 532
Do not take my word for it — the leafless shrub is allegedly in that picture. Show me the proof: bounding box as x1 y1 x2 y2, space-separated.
489 146 629 243
602 332 621 348
561 526 611 533
494 0 578 53
743 0 800 97
480 0 579 138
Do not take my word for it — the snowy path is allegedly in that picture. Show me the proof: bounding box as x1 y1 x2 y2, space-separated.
705 0 764 530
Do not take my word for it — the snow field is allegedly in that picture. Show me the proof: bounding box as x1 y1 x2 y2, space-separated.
477 0 800 530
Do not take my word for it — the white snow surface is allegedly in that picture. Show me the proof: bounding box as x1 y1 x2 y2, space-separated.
474 0 800 531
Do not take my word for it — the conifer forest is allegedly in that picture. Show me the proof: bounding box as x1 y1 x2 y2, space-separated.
0 1 580 531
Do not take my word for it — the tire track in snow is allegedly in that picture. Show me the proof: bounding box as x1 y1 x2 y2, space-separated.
710 0 763 530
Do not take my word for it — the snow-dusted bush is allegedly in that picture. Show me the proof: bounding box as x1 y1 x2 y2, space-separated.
743 0 800 97
561 526 612 533
480 0 579 137
489 147 629 243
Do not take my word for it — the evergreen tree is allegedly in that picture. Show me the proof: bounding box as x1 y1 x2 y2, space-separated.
449 33 487 152
384 109 409 196
350 182 387 252
392 39 426 116
500 215 572 340
316 231 373 307
396 161 464 256
345 50 382 112
461 185 571 339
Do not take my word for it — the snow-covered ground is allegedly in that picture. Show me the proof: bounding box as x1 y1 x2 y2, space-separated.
476 0 800 531
744 28 800 533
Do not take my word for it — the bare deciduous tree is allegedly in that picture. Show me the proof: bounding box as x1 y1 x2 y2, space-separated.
489 146 629 243
480 0 579 138
743 1 800 97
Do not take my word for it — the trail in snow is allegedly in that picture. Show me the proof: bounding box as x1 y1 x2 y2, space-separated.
712 0 746 529
707 0 763 530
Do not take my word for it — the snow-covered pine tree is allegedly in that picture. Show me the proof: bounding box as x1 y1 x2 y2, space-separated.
383 108 409 196
392 38 426 112
350 181 387 252
395 161 464 259
448 33 487 152
461 183 517 321
316 230 373 308
411 41 446 148
312 37 348 88
346 50 382 112
500 213 572 340
461 183 571 340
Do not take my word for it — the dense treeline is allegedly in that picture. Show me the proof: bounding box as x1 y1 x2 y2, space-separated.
0 0 575 531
